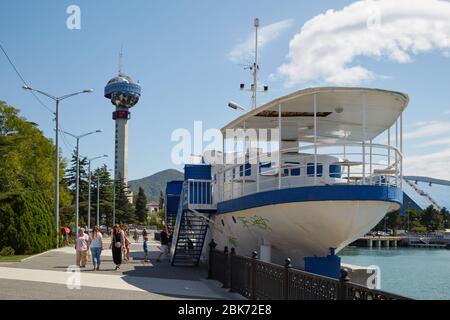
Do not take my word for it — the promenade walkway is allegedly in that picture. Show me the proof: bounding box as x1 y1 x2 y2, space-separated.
0 237 242 300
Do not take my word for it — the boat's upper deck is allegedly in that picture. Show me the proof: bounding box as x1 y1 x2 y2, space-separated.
221 87 409 143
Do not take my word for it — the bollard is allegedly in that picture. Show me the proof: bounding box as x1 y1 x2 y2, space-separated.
250 251 258 300
338 268 350 300
229 248 236 292
284 258 292 300
207 239 217 279
222 246 229 288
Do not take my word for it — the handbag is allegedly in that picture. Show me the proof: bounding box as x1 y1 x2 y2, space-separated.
115 241 122 248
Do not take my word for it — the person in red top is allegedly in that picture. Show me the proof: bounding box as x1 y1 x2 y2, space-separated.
61 226 70 246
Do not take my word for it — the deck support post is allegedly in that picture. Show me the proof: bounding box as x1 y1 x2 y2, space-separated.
278 104 282 189
362 93 367 185
313 94 318 185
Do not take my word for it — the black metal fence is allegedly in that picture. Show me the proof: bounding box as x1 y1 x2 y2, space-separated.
207 240 411 300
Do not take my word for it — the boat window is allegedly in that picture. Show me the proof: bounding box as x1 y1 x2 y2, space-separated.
259 162 271 173
285 162 301 176
307 163 323 177
239 163 251 177
329 165 342 178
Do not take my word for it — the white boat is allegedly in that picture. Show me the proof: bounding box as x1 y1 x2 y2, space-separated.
167 86 408 273
207 86 408 269
166 19 408 275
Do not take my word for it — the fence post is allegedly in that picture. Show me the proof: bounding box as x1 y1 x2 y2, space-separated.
207 239 216 279
284 258 292 300
338 268 350 300
250 251 258 300
222 246 229 288
229 248 236 292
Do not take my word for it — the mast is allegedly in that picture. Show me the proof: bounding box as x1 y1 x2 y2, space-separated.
252 18 259 110
237 18 267 110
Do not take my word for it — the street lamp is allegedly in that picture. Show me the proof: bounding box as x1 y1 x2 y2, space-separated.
87 155 108 230
228 101 246 112
62 129 102 235
22 85 93 247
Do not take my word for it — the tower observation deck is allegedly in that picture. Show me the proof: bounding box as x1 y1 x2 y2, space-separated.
104 72 141 184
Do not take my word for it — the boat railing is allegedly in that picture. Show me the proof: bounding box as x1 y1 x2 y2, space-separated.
183 179 215 210
217 141 402 202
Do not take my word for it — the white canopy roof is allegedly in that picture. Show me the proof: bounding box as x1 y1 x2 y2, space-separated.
222 87 409 142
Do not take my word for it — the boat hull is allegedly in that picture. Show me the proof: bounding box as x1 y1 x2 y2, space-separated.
210 186 401 268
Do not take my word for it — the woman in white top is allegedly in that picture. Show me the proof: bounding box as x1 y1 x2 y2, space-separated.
89 226 103 271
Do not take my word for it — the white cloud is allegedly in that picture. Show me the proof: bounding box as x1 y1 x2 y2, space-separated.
278 0 450 86
404 148 450 180
229 19 294 63
403 121 450 140
417 136 450 147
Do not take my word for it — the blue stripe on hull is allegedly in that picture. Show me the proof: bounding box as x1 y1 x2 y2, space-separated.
217 185 403 214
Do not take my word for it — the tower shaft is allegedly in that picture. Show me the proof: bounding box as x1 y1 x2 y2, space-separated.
114 108 129 184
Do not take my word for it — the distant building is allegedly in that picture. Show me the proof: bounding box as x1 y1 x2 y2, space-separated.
147 201 159 213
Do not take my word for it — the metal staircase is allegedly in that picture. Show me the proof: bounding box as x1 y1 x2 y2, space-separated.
170 180 216 267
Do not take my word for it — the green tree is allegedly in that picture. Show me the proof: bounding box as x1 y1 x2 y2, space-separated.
91 165 114 228
0 101 65 252
158 190 164 210
64 151 90 226
386 210 402 235
114 174 136 225
441 207 450 229
421 205 444 232
135 187 148 224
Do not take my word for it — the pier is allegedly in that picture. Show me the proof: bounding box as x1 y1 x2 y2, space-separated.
352 234 450 249
353 236 402 248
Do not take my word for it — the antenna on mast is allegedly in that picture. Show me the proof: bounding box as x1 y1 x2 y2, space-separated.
118 44 123 76
238 18 268 110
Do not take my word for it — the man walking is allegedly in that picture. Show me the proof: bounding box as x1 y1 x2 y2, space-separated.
156 229 169 262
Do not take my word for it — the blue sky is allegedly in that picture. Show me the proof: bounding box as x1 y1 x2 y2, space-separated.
1 0 450 180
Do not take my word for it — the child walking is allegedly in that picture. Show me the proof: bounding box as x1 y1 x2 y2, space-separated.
143 237 149 263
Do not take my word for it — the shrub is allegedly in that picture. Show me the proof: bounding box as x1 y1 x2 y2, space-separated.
0 192 56 254
0 246 15 256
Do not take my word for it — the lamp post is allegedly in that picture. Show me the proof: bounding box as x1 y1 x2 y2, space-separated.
87 155 108 230
97 175 100 227
62 130 102 235
107 169 116 226
22 86 93 247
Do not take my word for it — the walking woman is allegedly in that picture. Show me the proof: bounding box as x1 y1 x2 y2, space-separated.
110 224 124 270
75 228 89 268
89 226 103 271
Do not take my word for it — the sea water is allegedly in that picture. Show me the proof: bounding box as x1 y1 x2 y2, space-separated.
340 247 450 300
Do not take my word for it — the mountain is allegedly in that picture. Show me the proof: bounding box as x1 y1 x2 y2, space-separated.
128 169 184 201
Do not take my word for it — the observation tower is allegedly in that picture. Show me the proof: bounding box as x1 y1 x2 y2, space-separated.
104 57 141 184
